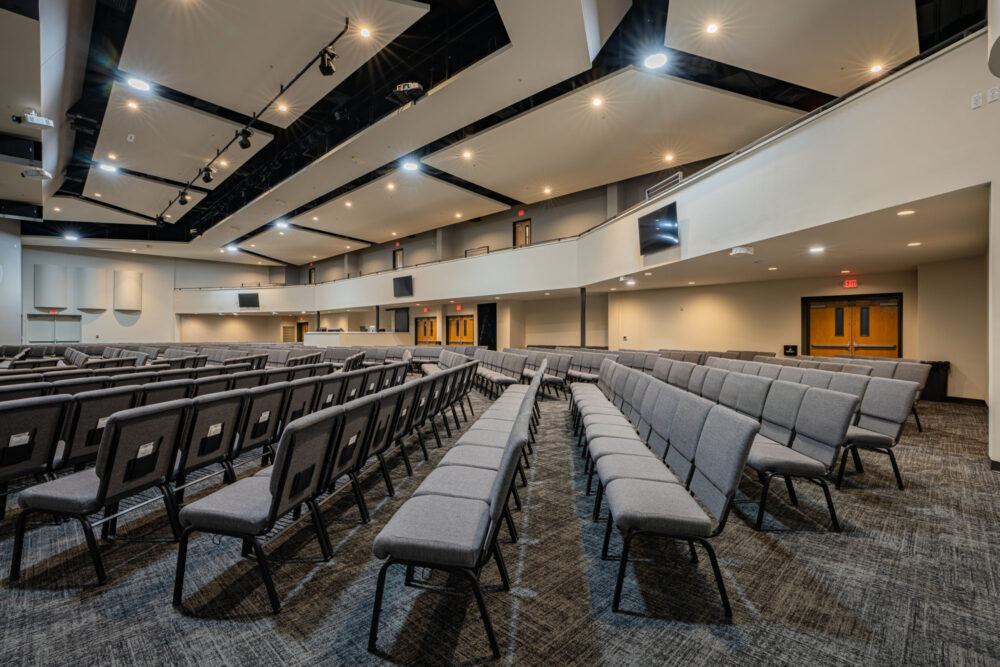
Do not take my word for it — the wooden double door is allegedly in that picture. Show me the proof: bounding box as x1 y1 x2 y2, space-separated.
807 295 900 358
447 315 475 345
415 317 437 345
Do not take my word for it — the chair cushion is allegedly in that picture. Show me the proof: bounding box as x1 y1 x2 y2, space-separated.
465 418 516 432
373 495 490 569
587 437 654 462
456 430 511 449
413 466 498 504
605 479 712 537
438 445 504 471
846 424 895 449
179 477 272 535
745 439 827 476
420 363 441 376
596 455 682 487
585 423 639 442
17 469 101 515
582 413 632 428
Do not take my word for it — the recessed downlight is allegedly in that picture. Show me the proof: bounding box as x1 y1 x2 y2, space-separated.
126 100 139 110
277 103 288 112
218 160 228 168
312 216 319 221
360 27 371 38
706 23 719 33
98 163 117 173
387 183 395 190
841 270 851 274
591 97 603 107
687 281 696 285
225 245 237 253
131 248 136 252
664 153 674 162
768 267 778 271
544 292 550 296
401 160 419 171
126 77 150 91
455 212 462 218
897 210 915 216
65 234 79 241
907 242 922 247
345 201 353 207
275 221 289 228
626 280 636 286
809 246 825 253
462 150 472 159
93 192 102 198
644 272 652 276
391 232 397 236
643 53 668 69
543 186 551 194
870 64 883 73
107 153 117 160
53 207 61 212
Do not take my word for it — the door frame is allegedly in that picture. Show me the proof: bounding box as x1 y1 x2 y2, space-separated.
800 292 904 358
445 314 475 345
513 218 531 248
414 316 437 345
296 321 310 342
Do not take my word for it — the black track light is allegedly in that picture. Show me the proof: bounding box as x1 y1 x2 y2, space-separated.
178 190 189 205
238 128 253 150
319 45 338 76
201 167 214 184
155 216 165 228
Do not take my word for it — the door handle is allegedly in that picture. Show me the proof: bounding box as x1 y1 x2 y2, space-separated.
853 344 897 349
810 344 850 349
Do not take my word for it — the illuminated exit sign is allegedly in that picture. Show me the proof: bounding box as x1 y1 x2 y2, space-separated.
843 278 859 289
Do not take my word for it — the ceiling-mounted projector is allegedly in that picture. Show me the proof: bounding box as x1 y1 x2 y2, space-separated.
730 246 754 256
387 82 425 106
12 111 54 129
21 167 52 180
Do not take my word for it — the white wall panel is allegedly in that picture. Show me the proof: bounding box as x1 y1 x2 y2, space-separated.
113 270 142 311
33 264 68 309
75 266 107 310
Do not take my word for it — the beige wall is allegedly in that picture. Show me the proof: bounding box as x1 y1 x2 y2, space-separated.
178 314 282 342
608 270 919 356
918 255 988 399
523 294 608 347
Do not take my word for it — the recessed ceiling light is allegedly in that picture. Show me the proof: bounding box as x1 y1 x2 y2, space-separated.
809 246 825 253
94 192 102 198
908 242 922 247
53 207 61 212
455 212 462 218
870 64 883 73
643 53 668 69
345 201 352 207
257 261 262 265
126 77 150 91
591 97 603 106
544 292 550 296
644 272 652 276
688 281 696 285
387 183 395 190
495 297 499 300
610 287 617 291
346 245 351 249
664 153 674 162
250 243 255 247
131 248 136 252
360 27 371 37
897 210 915 216
64 234 79 241
218 160 228 167
312 255 317 259
462 150 472 159
626 280 636 286
277 103 288 112
543 186 551 194
841 269 851 274
126 100 139 110
391 232 397 236
402 160 419 171
279 231 285 235
226 245 237 252
449 300 454 303
164 214 171 219
219 249 224 253
99 163 117 173
107 153 117 160
312 216 319 221
276 221 288 228
706 23 719 33
768 267 778 271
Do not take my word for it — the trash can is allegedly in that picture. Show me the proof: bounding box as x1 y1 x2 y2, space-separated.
922 360 949 401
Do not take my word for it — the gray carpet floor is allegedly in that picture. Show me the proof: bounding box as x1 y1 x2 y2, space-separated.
1 388 998 666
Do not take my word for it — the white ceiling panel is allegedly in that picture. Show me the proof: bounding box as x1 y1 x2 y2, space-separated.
118 0 427 128
0 9 42 141
81 168 205 221
44 195 154 226
664 0 920 96
92 83 271 187
0 162 42 205
21 235 282 266
288 170 509 244
423 67 803 204
239 227 369 265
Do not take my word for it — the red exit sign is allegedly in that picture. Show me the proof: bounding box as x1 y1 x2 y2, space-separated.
843 278 859 289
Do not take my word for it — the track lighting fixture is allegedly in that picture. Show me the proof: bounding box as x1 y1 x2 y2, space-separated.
201 167 214 184
238 128 253 150
319 46 338 76
178 190 189 205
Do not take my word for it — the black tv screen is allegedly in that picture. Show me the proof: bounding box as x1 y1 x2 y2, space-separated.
237 292 260 308
393 276 413 298
637 202 679 255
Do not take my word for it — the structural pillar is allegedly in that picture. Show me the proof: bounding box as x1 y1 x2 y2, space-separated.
579 287 587 348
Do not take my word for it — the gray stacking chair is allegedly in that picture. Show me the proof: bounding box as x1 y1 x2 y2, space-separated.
322 394 379 524
172 389 250 499
112 372 158 387
191 374 232 397
744 387 857 531
280 377 321 428
12 400 190 584
837 377 920 490
358 385 406 494
0 382 53 401
866 359 898 379
800 369 834 388
233 382 289 462
602 405 759 617
776 367 805 384
313 373 347 411
174 406 343 613
840 363 873 376
701 368 729 402
687 365 709 395
264 367 292 385
361 366 385 396
651 357 673 382
666 361 695 388
756 363 781 380
0 395 72 519
231 370 265 389
140 379 193 405
52 377 111 395
892 362 931 431
55 386 141 471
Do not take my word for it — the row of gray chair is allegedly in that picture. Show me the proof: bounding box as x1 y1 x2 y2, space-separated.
369 360 544 659
503 348 573 396
421 349 468 376
473 349 528 397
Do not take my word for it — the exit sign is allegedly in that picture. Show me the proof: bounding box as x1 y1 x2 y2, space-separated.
843 278 859 288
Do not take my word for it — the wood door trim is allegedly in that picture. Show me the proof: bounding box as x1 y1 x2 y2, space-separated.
801 292 904 358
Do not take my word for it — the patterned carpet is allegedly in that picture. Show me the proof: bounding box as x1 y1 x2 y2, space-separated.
1 388 998 666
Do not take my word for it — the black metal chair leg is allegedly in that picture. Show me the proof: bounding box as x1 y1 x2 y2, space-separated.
430 421 443 448
222 461 237 484
466 394 474 416
912 405 923 432
368 560 393 653
784 476 798 506
612 530 634 612
516 461 527 487
586 464 595 495
173 526 194 605
601 514 614 560
696 538 732 617
687 540 699 563
886 448 905 490
350 472 371 524
850 446 865 472
503 505 518 543
461 569 501 659
9 508 32 582
377 454 396 496
836 446 851 489
755 473 773 531
509 484 522 511
493 541 511 590
459 402 468 422
77 515 108 584
592 481 604 522
249 537 281 612
308 498 333 561
440 413 453 438
817 478 841 532
101 501 119 540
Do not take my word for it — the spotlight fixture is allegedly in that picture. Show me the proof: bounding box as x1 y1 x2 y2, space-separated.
126 77 150 91
155 217 165 228
178 190 189 205
401 160 419 171
238 128 253 150
201 167 215 184
319 45 338 76
643 53 668 69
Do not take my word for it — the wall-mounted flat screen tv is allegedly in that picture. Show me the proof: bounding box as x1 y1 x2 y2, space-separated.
237 292 260 308
637 201 679 255
393 276 413 297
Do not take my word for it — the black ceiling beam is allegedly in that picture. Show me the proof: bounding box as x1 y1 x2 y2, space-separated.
231 247 291 267
109 165 211 194
0 132 42 167
0 199 41 222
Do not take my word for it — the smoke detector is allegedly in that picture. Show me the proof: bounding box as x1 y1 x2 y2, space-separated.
730 246 754 256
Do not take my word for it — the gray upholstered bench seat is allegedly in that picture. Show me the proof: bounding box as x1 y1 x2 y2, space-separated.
456 429 513 448
595 455 682 486
17 469 101 514
582 413 632 428
179 477 272 534
412 466 497 504
605 478 713 537
464 418 519 432
438 444 505 471
586 436 652 462
373 494 491 569
583 423 640 441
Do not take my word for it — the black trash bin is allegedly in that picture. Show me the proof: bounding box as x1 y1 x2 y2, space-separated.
922 360 950 401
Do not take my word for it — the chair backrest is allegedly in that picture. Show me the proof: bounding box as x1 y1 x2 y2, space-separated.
141 379 193 405
666 360 695 388
282 377 321 426
687 365 709 395
717 373 744 408
651 357 673 383
361 366 385 396
790 388 859 469
234 383 289 458
733 374 772 420
777 367 805 384
265 367 292 384
390 378 425 441
176 389 249 478
52 377 111 395
634 380 664 440
192 374 232 396
645 383 681 459
626 372 653 425
0 395 73 484
364 385 405 461
314 373 347 411
42 369 92 382
0 382 53 401
756 363 781 380
827 373 871 409
758 380 808 446
800 369 834 389
688 405 760 522
840 363 872 376
268 407 343 524
892 362 930 395
797 360 820 369
856 377 920 440
664 392 714 485
59 386 141 469
230 370 265 389
741 361 762 375
324 394 379 484
701 368 729 402
341 369 367 403
95 400 191 505
866 360 897 378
